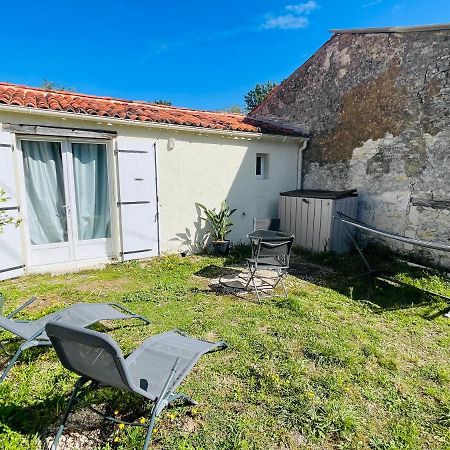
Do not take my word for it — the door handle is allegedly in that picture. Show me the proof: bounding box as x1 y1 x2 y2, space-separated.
61 205 71 216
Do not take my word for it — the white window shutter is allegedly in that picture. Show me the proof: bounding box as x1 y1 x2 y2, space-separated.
0 130 25 280
116 138 159 261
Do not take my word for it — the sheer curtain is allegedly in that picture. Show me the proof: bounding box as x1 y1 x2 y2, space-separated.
72 143 111 240
22 140 67 245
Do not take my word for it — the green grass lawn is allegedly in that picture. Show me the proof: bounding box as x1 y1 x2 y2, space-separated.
0 249 449 450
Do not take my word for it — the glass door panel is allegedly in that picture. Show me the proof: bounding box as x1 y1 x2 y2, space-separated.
72 143 111 241
22 140 68 245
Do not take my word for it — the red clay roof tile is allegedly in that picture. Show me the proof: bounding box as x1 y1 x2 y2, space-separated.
0 82 301 136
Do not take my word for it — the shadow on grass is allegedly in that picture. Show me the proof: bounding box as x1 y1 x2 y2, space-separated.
289 246 450 317
0 389 83 437
0 383 150 445
195 265 242 280
196 242 450 317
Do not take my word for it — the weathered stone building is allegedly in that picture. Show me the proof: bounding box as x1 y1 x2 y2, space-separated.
250 24 450 268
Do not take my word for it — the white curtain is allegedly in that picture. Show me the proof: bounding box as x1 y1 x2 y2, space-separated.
22 140 67 245
72 143 111 240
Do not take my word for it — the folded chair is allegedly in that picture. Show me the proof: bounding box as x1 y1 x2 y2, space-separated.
0 296 149 383
45 322 228 450
245 230 294 301
253 218 281 232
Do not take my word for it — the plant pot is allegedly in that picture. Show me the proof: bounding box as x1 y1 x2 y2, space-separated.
212 240 231 256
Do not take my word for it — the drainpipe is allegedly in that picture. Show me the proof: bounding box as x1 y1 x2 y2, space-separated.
297 138 309 189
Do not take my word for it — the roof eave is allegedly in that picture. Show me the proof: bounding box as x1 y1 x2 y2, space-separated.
0 104 305 143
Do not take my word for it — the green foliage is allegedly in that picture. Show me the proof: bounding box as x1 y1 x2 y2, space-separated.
244 81 278 112
217 105 244 114
153 99 172 106
0 188 21 234
0 424 40 450
40 79 76 92
197 200 236 242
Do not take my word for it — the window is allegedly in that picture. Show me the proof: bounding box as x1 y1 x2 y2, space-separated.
256 153 268 179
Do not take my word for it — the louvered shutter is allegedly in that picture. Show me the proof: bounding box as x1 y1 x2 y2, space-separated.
115 138 159 261
0 130 25 280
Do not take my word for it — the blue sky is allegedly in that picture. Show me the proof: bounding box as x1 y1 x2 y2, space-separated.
1 1 449 110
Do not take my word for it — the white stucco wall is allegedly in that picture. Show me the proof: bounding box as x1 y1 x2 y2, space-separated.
0 109 301 264
155 133 300 253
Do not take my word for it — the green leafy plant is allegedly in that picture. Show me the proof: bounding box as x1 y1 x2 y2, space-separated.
0 188 21 234
197 200 236 242
40 79 76 92
153 99 172 106
244 81 278 112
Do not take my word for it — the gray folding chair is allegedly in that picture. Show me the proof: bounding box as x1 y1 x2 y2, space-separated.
0 296 149 383
253 218 280 232
245 230 294 301
45 322 228 450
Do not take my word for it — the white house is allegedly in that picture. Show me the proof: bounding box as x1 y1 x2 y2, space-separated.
0 83 305 279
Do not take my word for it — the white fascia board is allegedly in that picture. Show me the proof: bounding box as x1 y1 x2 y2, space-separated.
0 104 306 144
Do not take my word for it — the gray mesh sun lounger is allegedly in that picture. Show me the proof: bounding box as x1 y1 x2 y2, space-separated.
0 297 149 383
45 322 228 450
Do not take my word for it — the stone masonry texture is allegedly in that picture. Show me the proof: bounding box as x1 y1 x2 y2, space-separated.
250 30 450 268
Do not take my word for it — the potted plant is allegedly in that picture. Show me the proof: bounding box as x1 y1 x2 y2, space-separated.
197 200 236 255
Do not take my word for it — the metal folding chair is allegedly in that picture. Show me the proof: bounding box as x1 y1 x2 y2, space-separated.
0 296 149 383
45 322 228 450
245 230 294 301
252 218 281 232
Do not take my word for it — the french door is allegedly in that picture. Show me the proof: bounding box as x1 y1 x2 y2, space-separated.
20 138 113 267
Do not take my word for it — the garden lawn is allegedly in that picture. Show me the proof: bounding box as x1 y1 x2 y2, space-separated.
0 250 449 450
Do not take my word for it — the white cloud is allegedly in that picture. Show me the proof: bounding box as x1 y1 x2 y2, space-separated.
362 0 382 7
286 1 319 14
262 14 309 30
142 1 319 59
261 2 319 31
390 3 404 13
141 26 255 60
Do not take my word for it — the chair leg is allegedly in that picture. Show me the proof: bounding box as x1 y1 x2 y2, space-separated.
280 272 288 298
268 270 288 298
269 271 280 289
51 377 89 450
142 405 157 450
251 271 261 303
244 265 262 302
0 326 46 383
142 399 165 450
142 358 181 449
244 265 255 289
0 344 24 383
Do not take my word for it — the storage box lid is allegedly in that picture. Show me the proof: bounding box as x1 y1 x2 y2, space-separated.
280 189 357 199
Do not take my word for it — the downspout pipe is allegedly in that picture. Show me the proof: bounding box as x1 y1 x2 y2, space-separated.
297 138 309 189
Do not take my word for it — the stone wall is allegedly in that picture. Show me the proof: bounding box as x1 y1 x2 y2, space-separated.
249 29 450 268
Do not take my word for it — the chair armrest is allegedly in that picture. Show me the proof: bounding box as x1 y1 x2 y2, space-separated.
6 297 38 319
108 303 151 325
